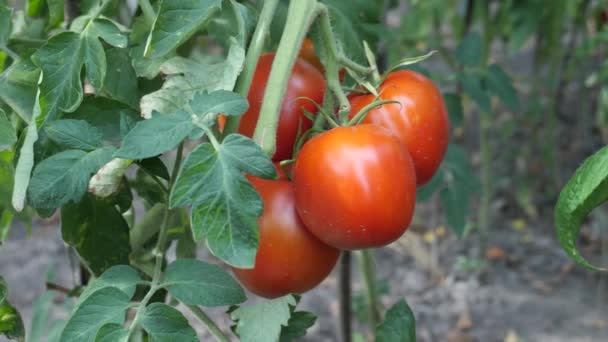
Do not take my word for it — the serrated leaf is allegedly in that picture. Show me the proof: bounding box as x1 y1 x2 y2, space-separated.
170 134 276 267
94 323 128 342
62 97 140 142
460 72 491 113
62 194 131 275
28 147 115 209
144 0 222 58
139 303 197 342
0 57 40 122
375 299 415 342
44 119 103 151
484 64 519 112
115 110 192 160
279 311 316 342
161 259 245 306
60 287 130 342
141 43 244 118
87 18 127 48
77 265 141 309
0 109 16 151
31 32 84 120
456 31 482 67
443 93 463 128
102 48 138 108
555 146 608 271
190 90 249 121
232 296 296 342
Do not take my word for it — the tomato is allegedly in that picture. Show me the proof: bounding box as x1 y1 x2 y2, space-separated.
349 70 449 185
293 124 417 250
299 38 345 80
232 177 340 298
238 53 326 161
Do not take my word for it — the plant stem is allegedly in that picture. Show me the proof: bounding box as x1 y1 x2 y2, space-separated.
356 250 381 329
186 305 230 342
0 45 19 60
252 0 319 156
223 0 279 136
170 142 184 188
339 252 352 342
138 0 156 26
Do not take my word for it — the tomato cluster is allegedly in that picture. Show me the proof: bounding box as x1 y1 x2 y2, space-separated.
232 41 449 298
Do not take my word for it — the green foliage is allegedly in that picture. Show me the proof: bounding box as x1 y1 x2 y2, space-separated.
0 275 25 342
139 303 198 342
555 146 608 271
0 109 16 150
375 299 416 342
230 295 297 342
161 259 246 306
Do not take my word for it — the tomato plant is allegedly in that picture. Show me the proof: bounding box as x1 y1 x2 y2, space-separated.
237 53 326 161
232 176 340 298
349 70 450 185
293 124 417 250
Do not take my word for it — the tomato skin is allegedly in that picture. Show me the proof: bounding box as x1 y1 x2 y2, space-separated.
238 53 326 161
232 177 340 298
349 70 450 185
293 125 417 250
299 38 345 81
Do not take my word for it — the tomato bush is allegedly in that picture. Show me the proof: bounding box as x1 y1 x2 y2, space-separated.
293 124 417 250
232 176 340 298
349 70 450 185
237 53 326 161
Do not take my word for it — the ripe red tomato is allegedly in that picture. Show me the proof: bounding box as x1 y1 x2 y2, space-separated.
293 125 417 250
238 53 326 161
349 70 449 185
232 177 340 298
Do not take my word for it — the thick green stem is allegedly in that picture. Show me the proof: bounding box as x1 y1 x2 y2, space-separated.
223 0 279 136
356 250 381 329
138 0 156 26
186 305 230 342
252 0 319 156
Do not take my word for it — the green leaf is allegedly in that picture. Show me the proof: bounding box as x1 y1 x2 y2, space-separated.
456 31 482 67
31 32 84 120
208 0 254 48
115 110 193 160
231 296 296 342
555 146 608 271
144 0 222 58
94 323 128 342
416 168 444 203
76 265 141 309
82 28 106 91
60 287 130 342
0 58 39 122
170 134 276 267
46 0 65 30
440 144 477 236
190 90 249 121
161 259 246 306
101 48 139 109
87 18 128 49
484 64 520 112
279 311 316 342
0 109 16 151
0 2 11 46
62 97 140 142
29 292 55 342
139 303 197 342
137 157 170 181
61 194 131 275
0 276 25 342
443 93 463 128
44 119 103 151
141 43 245 118
28 147 115 210
375 299 415 342
460 72 491 113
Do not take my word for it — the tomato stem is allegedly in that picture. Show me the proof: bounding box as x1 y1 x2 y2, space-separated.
356 250 382 329
137 0 156 26
253 0 319 156
223 0 280 137
347 99 400 126
186 305 230 342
